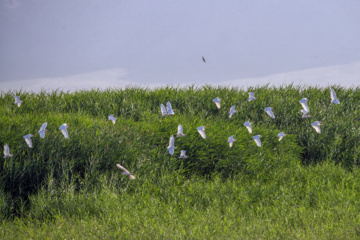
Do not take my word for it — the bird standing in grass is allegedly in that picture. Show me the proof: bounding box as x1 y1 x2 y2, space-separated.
3 144 13 158
244 121 252 133
108 114 117 124
248 92 256 101
227 135 237 148
311 121 322 133
116 164 135 180
38 122 48 138
59 123 69 139
252 135 262 147
196 126 206 139
168 135 175 155
177 124 185 137
330 88 340 104
23 134 34 148
179 150 189 159
277 132 286 141
264 107 275 119
213 97 221 109
14 96 23 107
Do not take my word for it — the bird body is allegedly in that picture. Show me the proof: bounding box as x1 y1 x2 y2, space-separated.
311 121 322 133
264 107 275 119
252 135 262 147
177 124 185 137
330 88 340 104
248 92 256 101
23 134 34 148
229 106 238 118
202 56 206 63
244 121 252 133
196 126 206 139
167 135 175 155
300 109 311 118
116 164 135 180
14 96 23 107
179 150 188 159
38 122 48 138
3 144 13 158
277 132 286 141
227 135 237 148
108 114 117 124
299 98 310 113
212 97 221 109
59 123 69 139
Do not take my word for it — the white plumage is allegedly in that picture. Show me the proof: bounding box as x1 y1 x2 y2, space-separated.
252 135 262 147
229 106 238 118
23 134 34 148
14 96 23 107
108 114 117 124
177 124 185 137
167 135 175 155
227 135 237 148
264 107 275 119
300 109 311 118
3 144 13 158
311 121 322 133
179 150 188 159
59 123 69 139
299 98 310 113
38 122 48 138
212 97 221 109
248 92 256 101
196 126 206 139
244 121 252 133
116 164 135 180
277 132 286 141
166 102 175 115
330 88 340 104
160 104 168 117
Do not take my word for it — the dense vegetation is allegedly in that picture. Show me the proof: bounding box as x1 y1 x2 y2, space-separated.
1 86 360 239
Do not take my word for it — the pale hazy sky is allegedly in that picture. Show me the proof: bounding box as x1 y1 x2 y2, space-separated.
1 0 360 90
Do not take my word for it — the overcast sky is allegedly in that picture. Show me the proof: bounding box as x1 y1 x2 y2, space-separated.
1 0 360 90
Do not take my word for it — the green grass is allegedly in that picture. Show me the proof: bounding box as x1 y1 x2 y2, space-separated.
1 85 360 239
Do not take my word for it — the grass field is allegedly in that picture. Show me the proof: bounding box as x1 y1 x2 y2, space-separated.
1 86 360 239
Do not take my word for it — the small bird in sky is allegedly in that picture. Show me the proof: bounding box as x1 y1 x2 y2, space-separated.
116 164 135 180
196 126 206 139
311 121 322 133
202 56 206 63
177 124 185 137
38 122 48 138
168 135 175 155
229 106 238 118
3 144 13 158
252 135 262 147
108 114 117 124
264 107 275 119
248 92 256 102
23 134 34 148
179 150 189 159
213 97 221 109
244 121 253 133
14 96 23 107
299 98 310 113
166 101 175 115
227 135 237 148
300 109 311 118
277 132 286 141
330 88 340 104
59 123 69 139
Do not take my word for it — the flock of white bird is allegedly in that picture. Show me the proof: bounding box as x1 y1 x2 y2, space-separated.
3 88 341 180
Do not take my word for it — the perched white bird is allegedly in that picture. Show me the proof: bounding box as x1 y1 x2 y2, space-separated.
300 109 311 118
177 124 185 137
330 88 340 104
14 96 23 107
108 114 117 124
179 150 189 159
244 121 252 133
229 106 238 118
160 104 168 117
212 97 221 109
116 164 135 180
196 126 206 139
167 135 175 155
277 132 286 141
59 123 69 139
264 107 275 119
3 144 13 158
299 98 310 113
227 135 237 148
311 121 322 133
252 135 262 147
166 102 175 115
23 134 34 148
248 92 256 102
38 122 48 138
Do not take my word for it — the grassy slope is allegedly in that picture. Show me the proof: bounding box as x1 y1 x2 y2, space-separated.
1 86 360 239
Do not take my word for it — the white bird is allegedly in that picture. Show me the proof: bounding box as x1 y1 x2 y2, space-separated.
300 109 311 118
14 96 23 107
244 121 252 133
166 101 175 115
299 98 310 113
59 123 69 139
196 126 206 139
252 135 262 147
311 121 322 133
179 150 188 159
227 135 237 148
108 114 117 124
264 107 275 119
160 104 168 117
177 124 185 137
330 88 340 104
3 144 13 158
116 164 135 180
212 97 221 109
23 134 34 148
167 135 175 155
229 106 238 118
248 92 256 102
277 132 286 141
38 122 48 138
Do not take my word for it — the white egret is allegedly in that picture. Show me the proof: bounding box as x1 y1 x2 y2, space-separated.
177 124 185 137
23 134 34 148
59 123 69 139
212 97 221 109
311 121 322 133
299 98 310 113
252 135 262 147
108 114 117 124
3 144 13 158
277 132 286 141
300 109 311 118
166 102 175 115
248 92 256 101
229 106 238 118
227 135 237 148
244 121 252 133
264 107 275 119
179 150 189 159
196 126 206 139
330 88 340 104
168 135 175 155
160 104 168 117
14 96 23 107
116 164 135 180
38 122 48 138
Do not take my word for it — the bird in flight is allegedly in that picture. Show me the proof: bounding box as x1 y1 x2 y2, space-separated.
23 134 34 148
108 114 117 124
202 56 206 63
59 123 69 139
212 97 221 109
196 126 206 139
227 135 237 148
252 135 262 147
299 98 310 113
116 164 135 180
248 92 256 102
177 124 185 137
277 132 286 141
264 107 275 119
229 106 238 118
38 122 48 138
168 135 175 155
14 96 23 107
3 144 13 158
311 121 322 133
179 150 189 159
330 88 340 104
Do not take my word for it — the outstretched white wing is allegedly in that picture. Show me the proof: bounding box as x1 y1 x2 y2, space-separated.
177 124 185 137
196 126 206 139
330 88 337 102
252 136 262 147
23 135 33 148
59 124 69 139
4 144 10 156
160 104 167 116
299 98 310 113
166 102 174 115
264 107 275 119
116 164 135 180
168 135 175 148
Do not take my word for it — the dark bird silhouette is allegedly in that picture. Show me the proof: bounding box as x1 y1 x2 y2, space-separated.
202 56 206 63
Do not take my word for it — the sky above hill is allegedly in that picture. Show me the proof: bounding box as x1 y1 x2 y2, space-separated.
1 0 360 91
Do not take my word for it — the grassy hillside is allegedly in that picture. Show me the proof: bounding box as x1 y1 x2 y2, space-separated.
1 86 360 239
